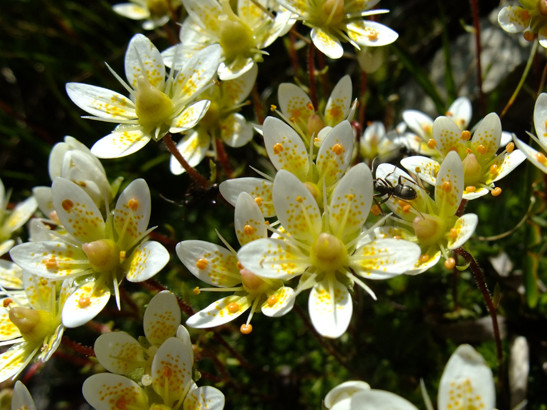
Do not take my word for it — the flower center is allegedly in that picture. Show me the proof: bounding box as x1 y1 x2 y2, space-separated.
307 113 325 137
135 75 174 135
201 101 221 131
146 0 169 17
539 0 547 16
311 233 348 273
9 307 56 345
240 267 269 294
462 152 483 186
321 0 345 25
219 3 255 62
82 239 120 273
412 214 445 246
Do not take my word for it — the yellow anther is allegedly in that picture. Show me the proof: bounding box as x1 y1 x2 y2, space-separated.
119 250 127 263
44 257 57 270
296 196 303 203
536 152 547 164
419 254 429 263
227 302 240 313
445 110 453 117
270 104 277 111
196 258 208 270
415 167 422 173
427 139 437 149
476 144 487 155
267 295 278 306
128 198 139 211
465 147 473 154
506 142 515 153
243 224 255 235
273 143 284 154
240 324 253 334
331 143 344 155
367 28 379 41
465 186 476 193
449 228 458 239
61 199 74 212
524 30 535 41
347 194 355 201
193 287 200 295
393 235 402 240
306 102 314 111
237 261 244 270
402 205 411 213
370 204 382 216
254 196 262 207
489 164 499 174
78 295 91 308
460 130 471 140
444 257 456 270
441 181 452 192
397 200 406 207
491 187 502 197
3 298 13 308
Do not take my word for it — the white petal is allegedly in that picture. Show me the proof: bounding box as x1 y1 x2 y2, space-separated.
176 240 241 287
324 75 352 124
498 6 529 33
125 34 165 89
513 136 547 173
434 151 464 218
0 260 22 289
183 385 225 410
263 117 309 179
125 241 169 282
94 332 144 375
182 0 223 34
309 278 352 338
143 291 181 346
401 156 439 186
62 280 111 328
438 344 495 410
114 178 151 250
448 214 478 250
347 21 398 47
220 114 254 147
91 125 151 159
261 286 296 317
492 149 527 182
447 97 472 129
169 130 209 175
311 28 344 59
277 82 314 125
112 3 149 20
222 63 257 105
471 113 502 158
234 192 267 246
171 100 211 132
351 239 421 279
316 121 354 186
172 44 221 100
0 343 30 384
324 380 370 410
402 110 433 141
219 177 274 217
186 294 251 328
4 196 37 234
534 93 547 148
273 170 321 243
0 307 21 341
151 337 193 405
65 83 136 120
433 116 462 156
349 389 418 410
83 373 148 409
12 381 37 410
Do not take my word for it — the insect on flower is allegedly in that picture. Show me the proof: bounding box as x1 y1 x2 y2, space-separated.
372 159 418 207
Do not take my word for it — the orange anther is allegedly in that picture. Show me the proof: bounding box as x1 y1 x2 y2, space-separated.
237 261 244 270
270 104 277 111
254 196 263 207
44 257 57 269
506 142 515 153
460 130 471 140
227 302 240 313
524 30 535 41
331 143 344 155
419 254 429 263
240 324 253 334
491 187 502 197
441 181 451 192
295 196 303 203
427 139 437 149
61 199 74 212
243 224 255 235
402 205 411 213
196 258 208 270
367 29 379 41
393 235 402 240
370 204 381 216
536 152 547 164
445 111 453 117
449 228 458 239
267 295 278 306
273 143 284 154
78 295 91 308
193 287 200 295
476 144 487 155
127 198 139 211
465 186 476 193
2 298 13 308
489 164 499 174
444 257 456 270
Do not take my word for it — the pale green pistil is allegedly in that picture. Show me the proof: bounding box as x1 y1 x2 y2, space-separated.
9 307 56 345
413 214 445 246
240 267 269 294
311 233 348 272
462 153 483 186
219 17 255 61
135 75 174 134
82 239 120 273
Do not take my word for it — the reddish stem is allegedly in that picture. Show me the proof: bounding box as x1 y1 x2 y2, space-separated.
163 133 210 190
215 138 234 179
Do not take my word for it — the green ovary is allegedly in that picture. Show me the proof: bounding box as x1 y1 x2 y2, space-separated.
219 19 255 61
135 76 174 133
83 239 120 273
311 233 348 272
146 0 169 16
9 307 56 345
321 0 345 25
413 214 445 246
240 267 269 295
462 152 483 186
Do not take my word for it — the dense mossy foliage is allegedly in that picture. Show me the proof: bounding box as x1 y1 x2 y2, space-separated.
1 0 547 409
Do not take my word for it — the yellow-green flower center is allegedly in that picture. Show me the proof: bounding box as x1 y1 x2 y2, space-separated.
321 0 345 25
82 239 120 273
307 113 325 138
311 233 348 272
201 101 221 131
219 17 255 61
135 75 174 135
146 0 169 17
9 307 56 345
240 267 269 294
413 214 445 246
462 152 483 186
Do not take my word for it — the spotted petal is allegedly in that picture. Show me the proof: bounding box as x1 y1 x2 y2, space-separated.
402 110 433 141
12 381 37 410
114 178 151 250
311 28 343 59
447 97 472 129
172 45 221 101
0 259 22 289
219 177 275 217
438 344 495 410
0 307 21 341
4 196 37 235
66 83 136 121
471 113 502 158
186 294 251 328
125 34 165 89
235 192 267 246
94 332 144 375
171 100 211 132
91 125 151 159
316 121 354 186
324 380 371 410
433 116 462 156
220 113 254 148
261 286 295 317
491 149 526 183
83 373 149 410
62 280 111 328
534 93 547 148
183 384 225 410
513 136 547 173
125 241 169 282
182 0 223 35
176 240 241 287
498 6 530 33
324 75 352 124
223 63 257 105
169 130 210 175
0 343 31 383
401 155 439 186
448 214 478 250
277 82 314 127
435 151 463 218
143 291 181 346
309 278 352 338
346 21 399 47
351 238 420 280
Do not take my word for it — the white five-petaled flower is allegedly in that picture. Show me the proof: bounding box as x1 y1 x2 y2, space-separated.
498 0 547 47
170 64 258 175
83 326 225 410
281 0 398 59
113 0 182 30
0 273 70 383
275 75 357 147
0 178 37 257
237 165 420 338
513 92 547 173
219 117 355 217
376 152 478 273
11 381 37 410
359 120 403 164
163 0 293 80
10 178 170 328
401 112 526 200
176 192 295 333
66 34 221 159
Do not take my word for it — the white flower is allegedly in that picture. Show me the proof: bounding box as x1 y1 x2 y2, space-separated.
238 165 420 338
113 0 182 30
10 178 169 327
11 381 37 410
66 34 220 158
513 92 547 173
